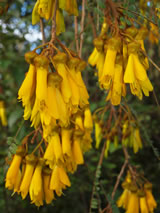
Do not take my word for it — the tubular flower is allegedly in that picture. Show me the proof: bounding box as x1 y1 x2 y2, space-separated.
50 165 71 196
0 101 7 126
29 158 45 207
19 154 37 199
124 42 153 100
43 168 54 204
5 146 25 190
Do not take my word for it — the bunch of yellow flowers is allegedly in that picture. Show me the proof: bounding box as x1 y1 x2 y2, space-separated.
117 171 157 213
88 21 153 105
5 40 93 206
94 107 143 155
32 0 78 35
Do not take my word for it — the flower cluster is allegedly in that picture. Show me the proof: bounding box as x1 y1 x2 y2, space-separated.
5 146 71 206
5 41 93 206
88 21 153 105
32 0 78 35
94 106 143 156
117 171 157 213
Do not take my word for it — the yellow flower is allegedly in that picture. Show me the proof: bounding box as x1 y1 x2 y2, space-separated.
53 53 72 104
64 0 78 16
124 46 153 99
126 192 139 213
35 55 49 109
140 196 149 213
5 146 24 190
106 63 124 105
75 113 84 130
131 128 143 153
145 189 157 212
117 188 131 209
50 165 71 196
20 154 36 199
72 138 84 165
12 169 22 195
84 107 93 130
0 101 7 126
88 48 100 66
100 38 121 90
104 139 111 158
95 121 102 149
29 158 44 207
56 8 65 35
43 168 54 204
44 132 63 166
61 128 72 158
18 64 36 106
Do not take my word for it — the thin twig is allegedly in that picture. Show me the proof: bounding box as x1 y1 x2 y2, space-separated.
88 13 97 38
79 0 86 58
74 16 79 54
111 158 128 199
89 142 106 213
40 18 46 44
51 0 57 43
118 6 157 26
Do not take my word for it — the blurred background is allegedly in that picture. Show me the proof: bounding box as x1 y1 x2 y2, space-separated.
0 0 160 212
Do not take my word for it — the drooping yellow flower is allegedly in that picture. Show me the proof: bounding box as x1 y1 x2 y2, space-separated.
20 154 36 199
94 120 102 149
53 53 72 104
43 168 54 204
145 186 157 212
64 0 78 16
56 8 65 35
34 55 49 109
5 146 25 190
50 165 71 196
44 132 63 166
100 37 121 90
140 196 149 213
84 107 93 130
104 139 111 158
130 128 143 153
72 137 84 165
88 48 100 67
124 43 153 99
61 128 72 158
117 188 131 209
18 64 36 106
12 169 22 195
29 158 44 207
0 101 7 126
106 63 124 105
126 192 139 213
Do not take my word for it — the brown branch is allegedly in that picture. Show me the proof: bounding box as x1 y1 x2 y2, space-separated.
111 158 128 199
40 18 46 44
79 0 86 58
51 0 58 43
88 13 97 38
74 16 79 54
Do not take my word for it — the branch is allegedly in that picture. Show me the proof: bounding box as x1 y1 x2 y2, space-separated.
74 16 79 54
51 0 58 43
40 18 46 44
79 0 86 58
88 13 97 38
